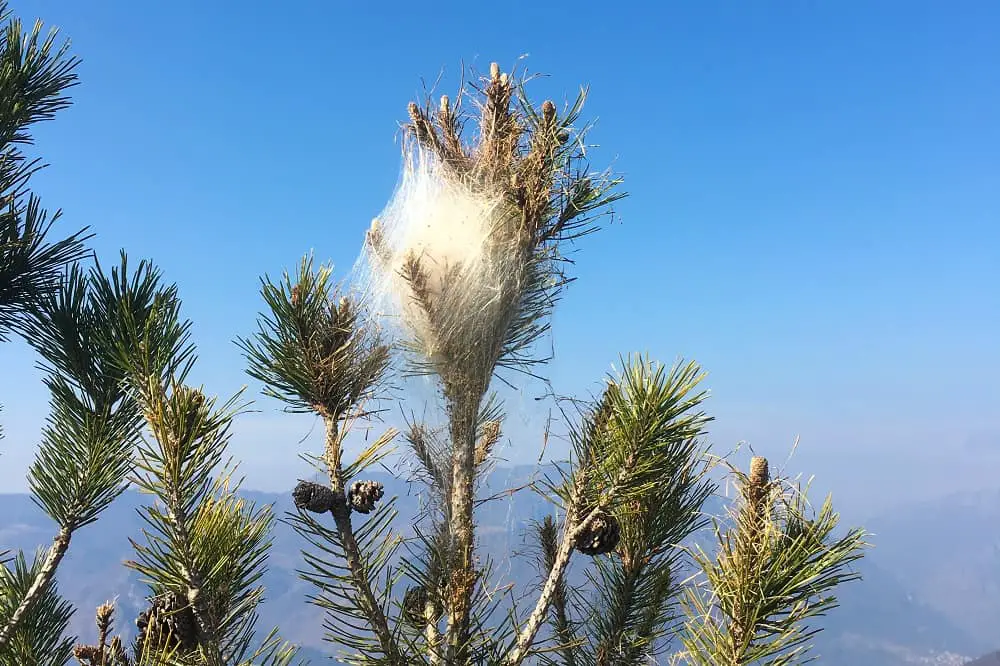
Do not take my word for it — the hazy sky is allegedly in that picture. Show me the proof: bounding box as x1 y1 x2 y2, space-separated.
1 0 998 519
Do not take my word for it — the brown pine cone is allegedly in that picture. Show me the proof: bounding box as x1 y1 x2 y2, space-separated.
292 480 337 513
347 480 384 514
573 511 621 556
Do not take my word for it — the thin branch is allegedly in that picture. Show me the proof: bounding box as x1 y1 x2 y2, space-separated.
0 526 71 650
163 482 223 666
321 414 403 664
507 448 635 666
141 400 225 666
505 503 603 666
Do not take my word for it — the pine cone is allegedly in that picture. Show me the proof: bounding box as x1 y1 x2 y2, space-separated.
402 585 441 628
348 480 384 514
292 480 336 513
573 510 621 556
134 592 198 657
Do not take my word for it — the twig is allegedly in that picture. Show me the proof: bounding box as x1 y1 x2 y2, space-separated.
425 601 442 666
474 480 535 507
0 526 72 650
322 415 402 664
505 504 604 666
146 404 224 666
506 460 632 666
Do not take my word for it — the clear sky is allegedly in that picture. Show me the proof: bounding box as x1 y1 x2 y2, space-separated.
1 0 998 519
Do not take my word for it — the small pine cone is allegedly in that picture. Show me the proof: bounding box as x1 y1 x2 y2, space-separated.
402 585 441 628
573 510 621 556
749 456 770 488
747 456 771 516
160 593 198 651
292 480 336 513
348 480 384 514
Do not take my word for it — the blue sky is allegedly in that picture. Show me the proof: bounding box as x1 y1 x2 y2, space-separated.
1 0 998 518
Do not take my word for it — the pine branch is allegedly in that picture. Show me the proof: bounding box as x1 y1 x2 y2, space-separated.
0 550 74 666
127 382 241 666
443 390 480 665
244 255 401 663
508 440 639 666
507 502 605 666
391 65 626 664
320 415 402 663
677 457 869 666
1 257 156 656
85 253 293 665
535 517 578 666
0 3 90 341
0 527 70 650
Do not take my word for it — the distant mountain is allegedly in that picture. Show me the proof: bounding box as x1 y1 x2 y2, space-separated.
864 489 1000 650
1 466 994 664
968 652 1000 666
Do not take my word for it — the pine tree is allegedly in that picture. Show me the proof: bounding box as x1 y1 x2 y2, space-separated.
0 4 300 662
675 456 867 665
0 2 92 343
0 4 871 660
241 62 870 666
0 3 104 661
3 250 304 665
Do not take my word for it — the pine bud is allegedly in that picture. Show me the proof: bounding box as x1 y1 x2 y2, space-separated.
174 386 208 444
73 645 100 662
490 62 500 81
96 601 115 629
291 285 300 307
541 100 556 124
109 636 127 665
292 480 337 513
347 479 384 514
440 94 450 115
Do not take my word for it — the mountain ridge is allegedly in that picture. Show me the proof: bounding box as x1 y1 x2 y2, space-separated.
1 468 996 664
